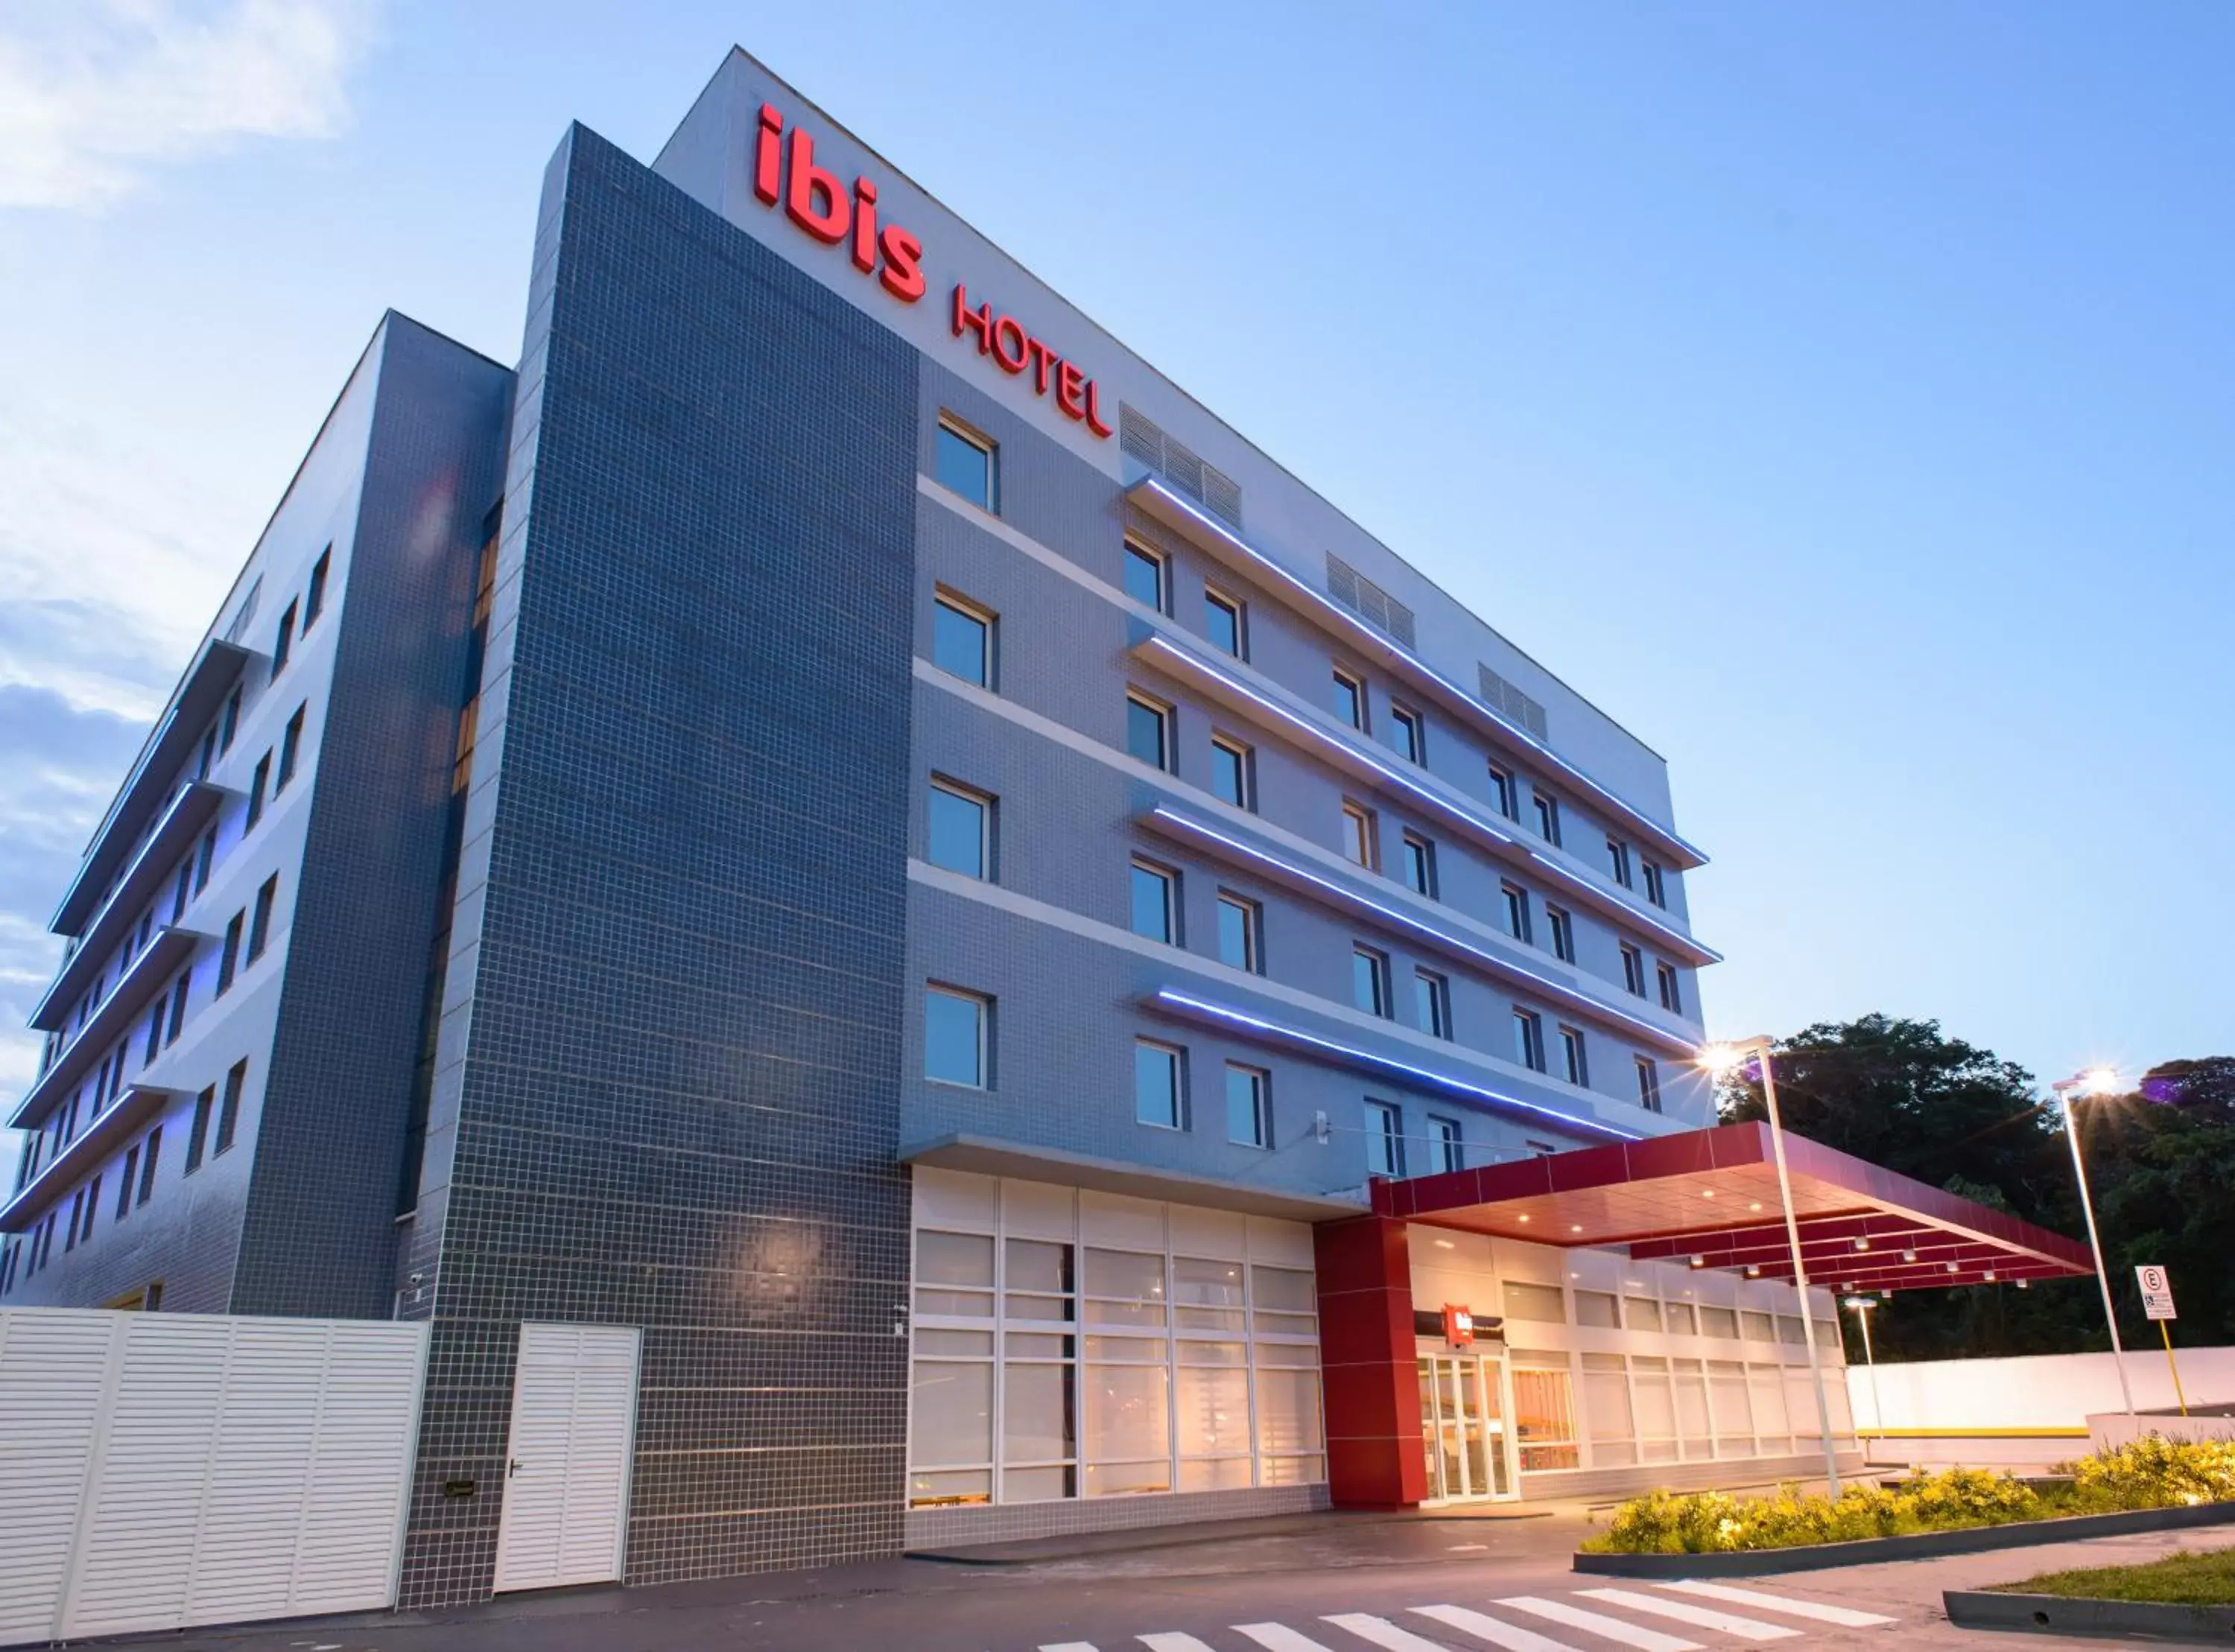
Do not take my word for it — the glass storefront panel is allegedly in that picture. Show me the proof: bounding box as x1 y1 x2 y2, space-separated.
1582 1353 1635 1467
1512 1356 1579 1471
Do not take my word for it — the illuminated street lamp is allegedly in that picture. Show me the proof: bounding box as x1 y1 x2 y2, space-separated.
2051 1067 2137 1418
1843 1294 1883 1452
1703 1036 1843 1497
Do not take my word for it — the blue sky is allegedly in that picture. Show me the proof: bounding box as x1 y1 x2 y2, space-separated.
2 1 2229 1122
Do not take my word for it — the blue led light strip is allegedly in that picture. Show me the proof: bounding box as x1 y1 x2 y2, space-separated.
1131 477 1709 866
1152 986 1644 1142
1147 806 1697 1056
1138 632 1719 964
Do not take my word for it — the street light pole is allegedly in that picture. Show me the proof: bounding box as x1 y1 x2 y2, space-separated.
1755 1043 1845 1499
1845 1295 1883 1455
2054 1071 2136 1419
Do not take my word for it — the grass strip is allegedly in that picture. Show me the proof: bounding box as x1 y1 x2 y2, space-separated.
1996 1545 2235 1605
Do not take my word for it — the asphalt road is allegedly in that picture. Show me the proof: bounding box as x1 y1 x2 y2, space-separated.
137 1512 2235 1652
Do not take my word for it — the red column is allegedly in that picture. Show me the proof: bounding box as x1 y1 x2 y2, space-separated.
1313 1214 1427 1509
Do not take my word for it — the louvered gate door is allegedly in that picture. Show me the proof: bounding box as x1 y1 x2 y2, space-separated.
491 1323 641 1592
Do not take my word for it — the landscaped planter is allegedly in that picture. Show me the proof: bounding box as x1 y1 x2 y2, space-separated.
1573 1499 2235 1577
1944 1589 2235 1641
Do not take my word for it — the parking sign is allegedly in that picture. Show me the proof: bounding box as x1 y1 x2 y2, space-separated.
2137 1265 2178 1321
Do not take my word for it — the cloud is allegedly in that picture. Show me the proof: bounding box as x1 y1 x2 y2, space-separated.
0 0 379 209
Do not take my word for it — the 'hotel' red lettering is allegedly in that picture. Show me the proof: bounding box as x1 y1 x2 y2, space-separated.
951 282 1114 439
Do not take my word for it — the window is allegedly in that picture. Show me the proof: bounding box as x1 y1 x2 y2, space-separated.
1656 962 1682 1014
1331 667 1366 731
170 863 191 924
1226 1063 1269 1148
926 987 990 1087
1620 944 1646 997
1532 790 1562 845
1558 1025 1589 1087
197 728 217 781
1135 1040 1183 1129
1607 838 1632 887
1487 763 1517 819
271 599 298 678
215 912 244 996
1414 969 1451 1040
932 593 995 687
1129 859 1178 944
1351 946 1392 1018
142 1003 162 1065
304 547 331 627
1500 882 1532 944
1643 860 1667 908
1546 905 1574 962
165 972 188 1045
1430 1116 1463 1174
1126 691 1173 771
194 828 216 893
1123 541 1168 612
118 1151 138 1219
1209 734 1254 810
186 1087 215 1172
1215 893 1261 973
1512 1008 1546 1072
1205 588 1246 658
1512 1358 1580 1470
936 419 997 511
1635 1058 1663 1113
245 876 278 963
1340 801 1378 871
1365 1100 1404 1177
136 1127 160 1206
245 752 271 830
214 1059 247 1154
927 779 993 879
218 687 241 753
1389 705 1424 764
1400 832 1436 898
276 705 305 791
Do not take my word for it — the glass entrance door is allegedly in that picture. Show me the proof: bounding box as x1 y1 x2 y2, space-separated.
1416 1353 1517 1502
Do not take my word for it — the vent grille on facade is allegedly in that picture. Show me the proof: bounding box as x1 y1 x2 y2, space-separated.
1324 554 1416 649
1120 404 1243 531
1479 663 1550 741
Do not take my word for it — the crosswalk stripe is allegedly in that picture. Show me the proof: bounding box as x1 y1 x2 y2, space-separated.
1576 1589 1801 1642
1654 1580 1898 1628
1138 1636 1222 1651
1494 1595 1702 1652
1322 1613 1472 1651
1411 1602 1589 1651
1040 1644 1100 1651
1234 1624 1340 1651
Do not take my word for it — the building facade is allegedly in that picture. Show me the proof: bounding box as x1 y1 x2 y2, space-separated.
1 48 1854 1608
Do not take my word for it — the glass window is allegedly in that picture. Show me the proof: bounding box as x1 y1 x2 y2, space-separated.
276 705 305 791
185 1086 214 1172
270 600 297 679
1209 736 1253 810
1583 1351 1637 1466
1626 1296 1664 1332
214 1059 246 1154
1340 801 1377 870
1547 905 1574 962
1512 1008 1545 1072
1004 1362 1074 1467
1401 832 1436 898
1123 542 1167 611
1741 1310 1778 1342
1431 1116 1462 1174
1503 1280 1565 1322
913 1358 994 1475
1558 1025 1588 1087
916 1230 995 1317
1532 791 1562 846
245 752 271 830
1620 944 1646 997
1413 969 1451 1040
1226 1064 1269 1148
1205 589 1246 657
1174 1257 1247 1329
304 548 331 626
1255 1359 1324 1483
1512 1358 1579 1470
1607 838 1632 887
1500 883 1531 944
936 420 997 510
1487 763 1515 819
215 912 244 996
1331 667 1366 730
1135 1041 1182 1129
1657 962 1682 1014
1635 1058 1663 1113
1643 860 1667 908
1574 1290 1620 1329
928 780 992 878
1004 1236 1074 1320
1364 1099 1403 1176
245 875 276 963
925 986 989 1087
1389 705 1424 764
1351 947 1391 1018
1699 1305 1740 1338
1215 893 1261 973
1666 1301 1698 1335
1130 860 1177 944
1126 693 1172 771
932 594 993 687
219 686 241 753
1083 1362 1170 1496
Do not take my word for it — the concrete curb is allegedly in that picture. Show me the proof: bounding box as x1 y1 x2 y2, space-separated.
1571 1500 2235 1576
1944 1588 2235 1641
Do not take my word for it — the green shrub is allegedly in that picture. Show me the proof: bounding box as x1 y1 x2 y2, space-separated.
1584 1440 2235 1555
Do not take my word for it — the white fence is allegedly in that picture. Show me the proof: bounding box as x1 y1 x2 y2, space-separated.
0 1309 429 1646
1847 1344 2235 1466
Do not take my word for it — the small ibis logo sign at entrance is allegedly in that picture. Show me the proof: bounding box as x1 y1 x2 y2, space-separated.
1442 1305 1474 1348
2137 1265 2178 1321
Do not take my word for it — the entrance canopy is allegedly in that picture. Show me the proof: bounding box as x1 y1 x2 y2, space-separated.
1372 1122 2093 1293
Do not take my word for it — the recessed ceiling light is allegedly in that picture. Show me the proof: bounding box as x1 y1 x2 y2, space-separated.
1946 1261 1960 1274
1749 1201 1763 1212
1901 1250 1918 1263
1516 1215 1529 1224
1702 1189 1716 1200
1745 1264 1762 1278
1854 1237 1870 1251
1433 1239 1455 1250
2016 1279 2029 1291
1985 1271 1998 1283
1570 1224 1583 1234
1689 1256 1705 1268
